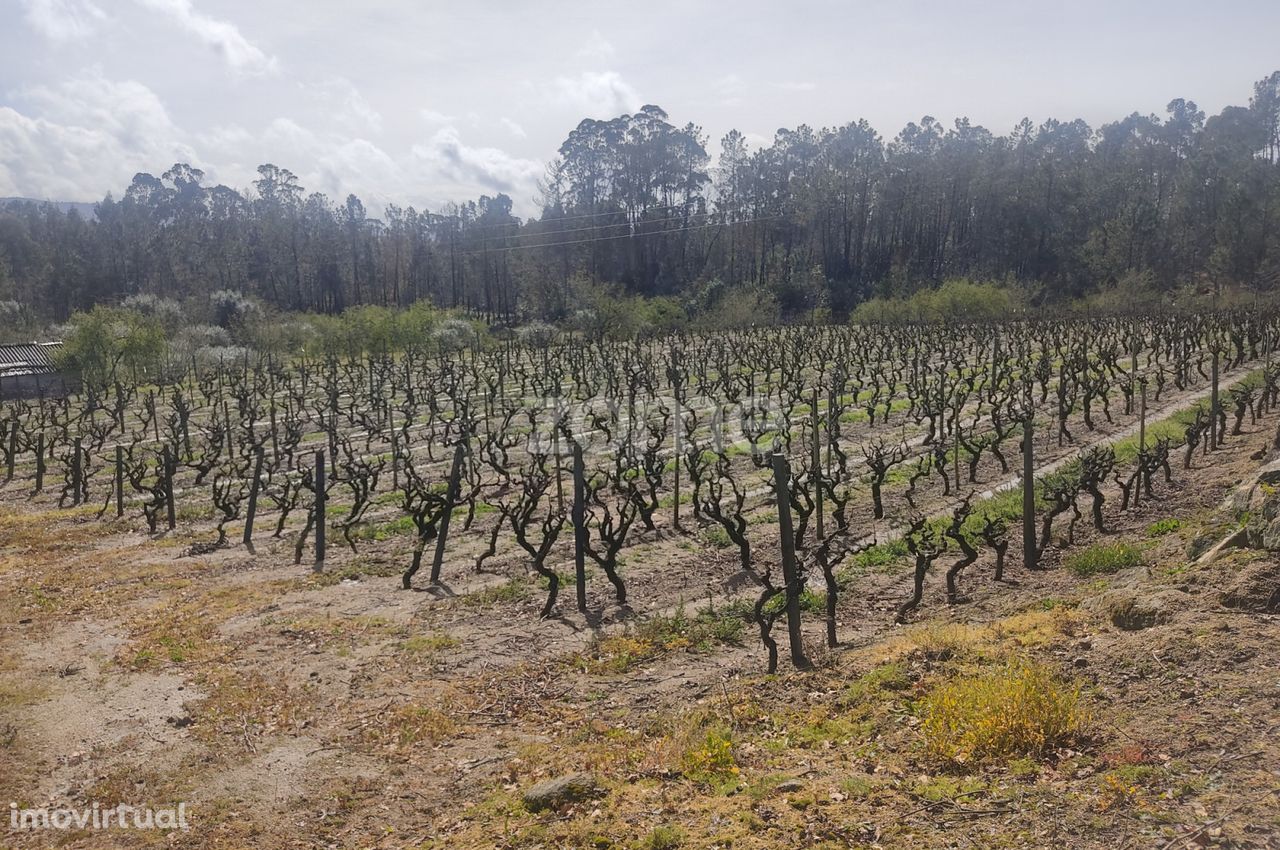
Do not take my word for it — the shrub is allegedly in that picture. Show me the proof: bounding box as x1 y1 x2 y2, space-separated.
56 306 167 386
209 289 259 331
920 660 1087 766
852 279 1022 324
432 317 480 352
694 286 780 330
1146 518 1182 537
681 727 738 786
1064 543 1143 577
639 296 689 335
121 294 185 332
516 321 558 347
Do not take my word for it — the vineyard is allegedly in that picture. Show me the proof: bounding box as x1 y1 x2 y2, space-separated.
3 312 1274 661
3 311 1280 848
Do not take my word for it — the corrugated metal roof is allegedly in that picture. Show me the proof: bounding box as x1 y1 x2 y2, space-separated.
0 342 61 377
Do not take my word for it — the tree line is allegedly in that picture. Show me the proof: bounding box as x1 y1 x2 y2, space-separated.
1 73 1278 325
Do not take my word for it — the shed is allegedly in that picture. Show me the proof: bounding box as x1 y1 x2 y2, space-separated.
0 341 73 399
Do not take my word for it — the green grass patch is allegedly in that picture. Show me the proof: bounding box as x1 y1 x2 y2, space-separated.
1064 542 1143 577
399 632 459 655
1146 517 1182 537
702 525 733 548
353 515 415 541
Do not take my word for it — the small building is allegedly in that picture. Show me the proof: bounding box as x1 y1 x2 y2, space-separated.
0 342 73 399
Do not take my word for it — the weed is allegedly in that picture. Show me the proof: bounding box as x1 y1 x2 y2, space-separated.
580 606 743 673
462 578 532 607
637 826 683 850
311 557 402 587
844 662 912 704
839 776 878 799
1037 597 1070 611
920 659 1087 767
681 727 738 789
907 622 985 661
912 774 988 802
1007 756 1039 778
844 538 909 577
702 526 733 549
353 515 415 542
785 713 870 748
1146 517 1182 537
1064 543 1143 577
1096 772 1142 811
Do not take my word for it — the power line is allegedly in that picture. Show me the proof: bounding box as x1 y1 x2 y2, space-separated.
453 200 706 233
459 215 777 257
469 209 715 242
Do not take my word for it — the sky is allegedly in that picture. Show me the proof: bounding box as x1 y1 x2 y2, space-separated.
2 0 1279 217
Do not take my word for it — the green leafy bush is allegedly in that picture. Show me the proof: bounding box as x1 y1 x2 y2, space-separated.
852 279 1023 324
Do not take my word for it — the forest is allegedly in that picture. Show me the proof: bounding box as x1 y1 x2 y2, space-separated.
1 71 1278 330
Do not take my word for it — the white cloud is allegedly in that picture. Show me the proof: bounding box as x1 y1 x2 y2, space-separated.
500 117 527 138
544 70 642 119
714 73 746 107
411 126 542 198
304 77 383 134
20 0 106 42
774 81 817 92
0 68 543 215
132 0 278 76
0 71 198 200
575 30 615 63
420 108 457 125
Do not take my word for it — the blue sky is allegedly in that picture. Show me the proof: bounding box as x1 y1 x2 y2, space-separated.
2 0 1278 215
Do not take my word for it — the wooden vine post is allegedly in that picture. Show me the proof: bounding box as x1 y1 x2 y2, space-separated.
243 446 264 549
5 419 16 482
115 445 124 518
771 452 811 670
430 436 468 585
671 366 683 531
1022 414 1037 570
72 438 84 507
34 433 44 493
163 445 176 531
313 448 326 571
811 384 824 540
1210 344 1220 449
572 441 588 614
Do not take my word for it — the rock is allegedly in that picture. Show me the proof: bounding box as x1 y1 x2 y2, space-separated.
1219 560 1280 613
521 772 601 812
1072 656 1089 668
1093 589 1187 631
1229 463 1280 551
774 779 805 793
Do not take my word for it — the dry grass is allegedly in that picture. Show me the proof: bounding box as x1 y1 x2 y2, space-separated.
361 701 457 751
191 667 311 748
919 659 1088 767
